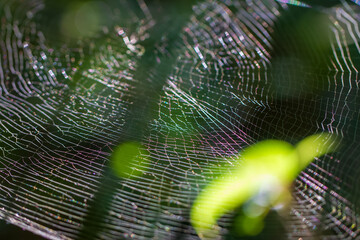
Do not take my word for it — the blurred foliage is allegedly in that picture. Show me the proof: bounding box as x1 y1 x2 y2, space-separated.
111 142 149 178
191 133 339 239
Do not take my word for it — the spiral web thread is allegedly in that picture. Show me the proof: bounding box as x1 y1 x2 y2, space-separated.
0 0 360 239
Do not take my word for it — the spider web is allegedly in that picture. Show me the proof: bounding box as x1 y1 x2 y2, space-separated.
0 0 360 239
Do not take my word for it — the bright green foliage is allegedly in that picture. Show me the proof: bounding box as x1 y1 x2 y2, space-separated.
111 142 149 179
190 133 338 239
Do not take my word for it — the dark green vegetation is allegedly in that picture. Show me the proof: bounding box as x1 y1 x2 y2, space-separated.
0 0 359 239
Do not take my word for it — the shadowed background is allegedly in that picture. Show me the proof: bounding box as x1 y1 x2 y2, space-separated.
0 0 360 239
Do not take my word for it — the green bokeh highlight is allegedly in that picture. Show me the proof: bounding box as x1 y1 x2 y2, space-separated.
60 1 110 39
235 214 265 236
190 133 338 239
110 142 149 179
